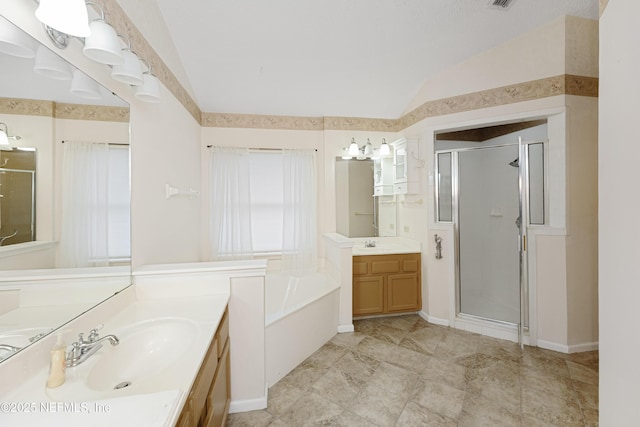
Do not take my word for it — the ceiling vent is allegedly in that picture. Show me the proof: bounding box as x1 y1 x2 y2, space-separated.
489 0 516 9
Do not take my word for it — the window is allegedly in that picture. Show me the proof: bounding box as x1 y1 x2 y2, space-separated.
249 152 283 254
107 146 130 262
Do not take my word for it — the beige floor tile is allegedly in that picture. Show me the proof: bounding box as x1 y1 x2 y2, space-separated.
459 392 523 427
566 360 599 385
226 409 273 427
311 366 365 405
349 383 409 427
396 401 457 427
412 377 466 420
277 391 344 426
233 316 598 427
305 341 348 368
368 361 419 396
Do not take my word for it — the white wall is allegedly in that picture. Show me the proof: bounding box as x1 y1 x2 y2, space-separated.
599 0 640 424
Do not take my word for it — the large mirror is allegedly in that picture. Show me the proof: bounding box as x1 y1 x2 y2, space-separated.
335 158 397 238
0 16 131 362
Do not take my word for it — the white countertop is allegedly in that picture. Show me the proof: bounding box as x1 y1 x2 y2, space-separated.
0 293 229 427
351 237 421 256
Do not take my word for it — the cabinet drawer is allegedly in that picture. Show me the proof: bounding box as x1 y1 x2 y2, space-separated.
353 260 368 275
402 258 419 272
371 259 400 274
216 309 229 359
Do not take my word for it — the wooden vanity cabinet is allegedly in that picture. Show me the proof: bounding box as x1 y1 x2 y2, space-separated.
176 307 231 427
353 253 421 316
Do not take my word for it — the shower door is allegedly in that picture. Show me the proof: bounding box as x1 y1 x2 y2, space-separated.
456 145 521 325
436 140 545 342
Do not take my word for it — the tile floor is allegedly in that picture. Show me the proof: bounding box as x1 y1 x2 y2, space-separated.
226 315 598 426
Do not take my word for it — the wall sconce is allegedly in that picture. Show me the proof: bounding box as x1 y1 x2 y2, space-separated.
35 0 91 37
0 16 37 58
0 123 22 150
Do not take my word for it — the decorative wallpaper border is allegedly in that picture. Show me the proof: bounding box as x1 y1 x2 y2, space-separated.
201 74 598 131
54 103 130 122
398 74 599 130
102 0 201 124
0 97 129 123
201 113 324 131
0 97 53 117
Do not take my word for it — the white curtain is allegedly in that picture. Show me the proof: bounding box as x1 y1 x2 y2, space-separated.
282 149 317 273
209 147 254 259
59 141 110 268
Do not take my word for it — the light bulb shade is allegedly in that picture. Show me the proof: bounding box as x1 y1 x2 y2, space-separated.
379 140 391 156
0 129 9 146
348 139 359 156
33 45 72 80
111 50 144 85
363 140 373 156
70 68 102 100
35 0 90 37
83 20 124 65
134 73 161 103
0 17 36 58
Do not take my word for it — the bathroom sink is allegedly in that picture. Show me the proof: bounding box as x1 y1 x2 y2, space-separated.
86 317 199 392
0 326 53 346
46 317 199 401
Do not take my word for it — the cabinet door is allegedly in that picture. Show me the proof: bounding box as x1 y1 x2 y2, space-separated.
394 144 407 183
387 273 421 312
353 276 385 315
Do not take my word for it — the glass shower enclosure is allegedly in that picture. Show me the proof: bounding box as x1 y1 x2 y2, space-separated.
0 148 36 246
436 140 545 343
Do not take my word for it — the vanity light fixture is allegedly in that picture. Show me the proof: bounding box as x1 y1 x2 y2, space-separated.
110 37 144 86
70 68 102 99
35 0 91 38
0 123 22 150
0 16 37 58
363 138 373 156
134 59 161 103
348 138 359 156
32 1 162 103
379 138 391 156
33 44 73 80
82 3 124 65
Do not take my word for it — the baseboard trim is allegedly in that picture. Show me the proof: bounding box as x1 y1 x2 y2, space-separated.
229 384 268 413
338 324 354 333
419 311 450 327
537 339 598 354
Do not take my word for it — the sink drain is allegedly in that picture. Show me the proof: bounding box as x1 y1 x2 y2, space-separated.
114 381 132 390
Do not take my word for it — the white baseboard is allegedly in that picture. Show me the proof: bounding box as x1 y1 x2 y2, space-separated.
338 324 354 333
229 385 268 413
419 311 450 327
568 341 599 353
537 339 599 354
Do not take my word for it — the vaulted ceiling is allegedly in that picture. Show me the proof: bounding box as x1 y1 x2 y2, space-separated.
144 0 598 118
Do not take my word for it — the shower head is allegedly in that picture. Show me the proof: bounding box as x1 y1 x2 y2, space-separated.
509 158 519 168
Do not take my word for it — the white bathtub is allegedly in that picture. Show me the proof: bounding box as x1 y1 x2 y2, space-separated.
265 271 340 386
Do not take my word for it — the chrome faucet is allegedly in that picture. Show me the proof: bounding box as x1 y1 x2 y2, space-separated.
66 326 119 368
364 239 376 248
0 344 22 353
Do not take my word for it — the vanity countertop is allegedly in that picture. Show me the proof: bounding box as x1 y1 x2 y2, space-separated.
0 292 229 426
351 237 421 256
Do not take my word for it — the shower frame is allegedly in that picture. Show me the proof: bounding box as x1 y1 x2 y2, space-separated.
435 138 548 346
